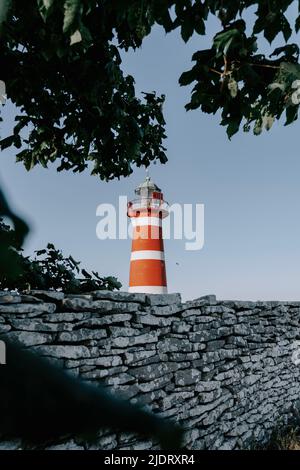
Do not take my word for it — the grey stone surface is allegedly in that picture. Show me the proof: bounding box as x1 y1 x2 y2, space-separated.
0 291 21 304
0 440 22 450
131 362 178 381
35 345 91 359
150 303 183 316
137 313 173 326
31 290 65 301
1 290 300 450
110 332 158 348
145 293 181 306
183 295 217 310
4 331 52 346
124 349 157 365
158 337 193 353
43 312 90 322
58 329 107 342
84 356 123 367
175 369 201 386
92 290 146 303
0 302 56 314
20 295 43 303
10 318 71 332
79 314 132 326
45 440 84 450
65 294 93 300
62 298 140 313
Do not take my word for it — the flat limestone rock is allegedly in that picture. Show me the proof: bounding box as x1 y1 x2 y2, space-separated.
0 303 56 315
130 362 178 381
35 344 91 359
61 298 140 313
20 295 43 303
183 295 217 310
58 328 107 342
0 324 11 333
42 312 90 323
45 440 84 450
5 331 53 347
75 314 132 327
0 292 21 304
175 369 202 386
83 355 123 368
136 313 173 326
30 290 65 301
124 349 156 365
65 294 93 300
10 318 72 333
150 303 184 316
145 293 181 306
110 332 158 348
91 290 146 303
0 440 22 450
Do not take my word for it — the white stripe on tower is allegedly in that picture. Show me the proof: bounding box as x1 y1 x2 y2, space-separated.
131 217 162 227
130 250 165 261
128 286 168 294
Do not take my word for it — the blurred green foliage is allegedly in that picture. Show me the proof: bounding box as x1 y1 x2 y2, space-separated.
0 218 121 292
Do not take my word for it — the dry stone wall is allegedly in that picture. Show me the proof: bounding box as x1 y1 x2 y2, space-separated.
1 290 300 450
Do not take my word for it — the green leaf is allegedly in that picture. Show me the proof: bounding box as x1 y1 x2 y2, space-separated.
70 29 82 45
262 114 275 131
82 269 92 279
179 68 197 86
63 0 80 34
37 0 55 21
253 120 262 135
0 135 14 150
194 18 205 35
281 16 292 41
213 28 240 56
223 36 235 56
41 0 55 12
271 44 299 59
227 78 238 98
263 13 283 43
279 62 300 86
0 0 11 32
285 105 298 125
35 249 47 256
226 119 240 139
181 21 193 42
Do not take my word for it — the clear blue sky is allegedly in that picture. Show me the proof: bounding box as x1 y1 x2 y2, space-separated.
1 7 300 301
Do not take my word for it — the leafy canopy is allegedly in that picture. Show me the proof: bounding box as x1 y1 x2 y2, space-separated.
0 0 167 181
1 0 300 178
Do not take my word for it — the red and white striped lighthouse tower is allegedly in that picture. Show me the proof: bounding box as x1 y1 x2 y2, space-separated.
127 174 169 294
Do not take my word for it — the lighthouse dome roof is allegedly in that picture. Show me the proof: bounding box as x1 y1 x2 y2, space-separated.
135 175 161 195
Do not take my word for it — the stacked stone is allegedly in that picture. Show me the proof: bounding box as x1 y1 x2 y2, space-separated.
1 290 300 450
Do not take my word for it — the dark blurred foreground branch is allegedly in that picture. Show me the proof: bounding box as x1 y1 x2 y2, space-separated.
0 338 184 449
0 185 29 280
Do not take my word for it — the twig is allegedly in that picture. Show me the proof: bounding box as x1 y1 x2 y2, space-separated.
234 60 280 70
209 67 223 75
250 63 280 69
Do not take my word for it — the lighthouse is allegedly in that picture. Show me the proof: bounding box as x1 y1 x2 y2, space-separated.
127 174 169 294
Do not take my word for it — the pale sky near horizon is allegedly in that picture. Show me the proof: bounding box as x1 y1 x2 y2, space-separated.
1 6 300 302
